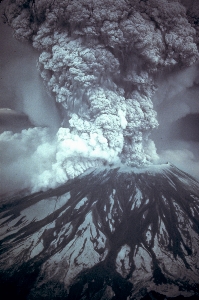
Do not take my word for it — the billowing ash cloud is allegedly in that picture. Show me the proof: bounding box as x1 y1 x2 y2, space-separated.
1 0 199 193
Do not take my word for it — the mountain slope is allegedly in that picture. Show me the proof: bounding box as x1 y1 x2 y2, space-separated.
0 163 199 299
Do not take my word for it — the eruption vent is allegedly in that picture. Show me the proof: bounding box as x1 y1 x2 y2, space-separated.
1 0 199 191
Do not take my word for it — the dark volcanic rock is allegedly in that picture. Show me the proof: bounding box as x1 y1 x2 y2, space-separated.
0 163 199 299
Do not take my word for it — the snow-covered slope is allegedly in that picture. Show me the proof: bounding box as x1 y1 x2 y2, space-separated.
0 163 199 299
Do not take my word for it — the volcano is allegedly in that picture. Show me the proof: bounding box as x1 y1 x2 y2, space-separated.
0 163 199 300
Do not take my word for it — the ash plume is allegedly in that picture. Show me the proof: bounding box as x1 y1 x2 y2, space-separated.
1 0 199 192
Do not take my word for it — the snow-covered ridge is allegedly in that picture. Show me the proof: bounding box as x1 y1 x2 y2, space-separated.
81 161 199 182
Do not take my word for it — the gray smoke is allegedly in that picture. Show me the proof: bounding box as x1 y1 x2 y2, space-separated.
0 0 199 194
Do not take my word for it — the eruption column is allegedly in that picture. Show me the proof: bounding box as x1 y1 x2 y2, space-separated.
1 0 199 191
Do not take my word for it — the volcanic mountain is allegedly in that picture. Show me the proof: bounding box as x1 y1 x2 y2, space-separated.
0 163 199 300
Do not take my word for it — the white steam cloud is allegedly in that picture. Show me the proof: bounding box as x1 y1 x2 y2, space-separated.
1 0 199 194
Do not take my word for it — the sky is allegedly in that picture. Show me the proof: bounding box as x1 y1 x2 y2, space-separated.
0 10 61 130
0 0 199 196
150 65 199 179
0 5 61 194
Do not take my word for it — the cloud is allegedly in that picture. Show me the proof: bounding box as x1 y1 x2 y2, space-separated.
0 128 55 195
